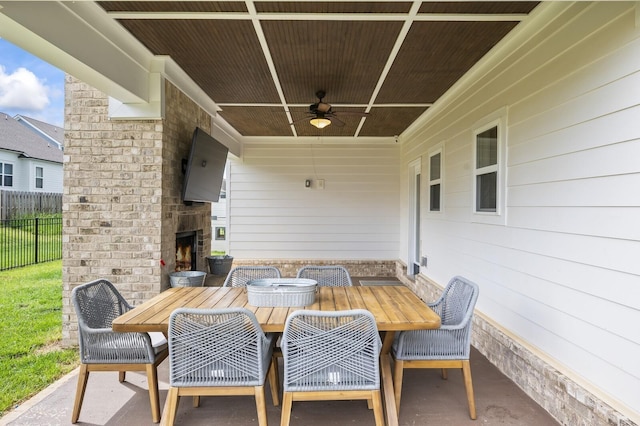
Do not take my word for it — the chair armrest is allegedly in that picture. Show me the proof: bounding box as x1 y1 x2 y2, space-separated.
82 326 115 334
427 300 443 316
437 321 470 331
393 326 472 360
82 327 153 347
78 327 157 362
120 300 135 313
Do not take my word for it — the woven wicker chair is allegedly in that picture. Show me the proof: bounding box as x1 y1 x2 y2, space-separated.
280 309 383 426
163 307 280 426
295 265 352 287
392 276 479 419
223 266 281 287
71 279 168 423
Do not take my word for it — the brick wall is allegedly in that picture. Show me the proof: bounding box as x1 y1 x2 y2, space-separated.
62 76 212 346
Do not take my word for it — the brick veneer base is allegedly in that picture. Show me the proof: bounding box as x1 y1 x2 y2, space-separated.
228 259 397 279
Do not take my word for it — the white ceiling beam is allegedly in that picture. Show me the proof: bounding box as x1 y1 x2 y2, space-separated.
245 0 298 136
241 136 398 145
355 0 423 137
105 12 528 22
215 103 432 108
211 116 243 158
0 1 152 104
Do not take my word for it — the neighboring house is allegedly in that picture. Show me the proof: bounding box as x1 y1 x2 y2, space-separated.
0 113 63 193
14 114 64 150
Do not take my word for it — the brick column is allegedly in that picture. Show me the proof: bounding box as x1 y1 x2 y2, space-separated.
62 75 212 346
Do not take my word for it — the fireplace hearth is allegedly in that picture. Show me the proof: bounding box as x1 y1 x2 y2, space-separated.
176 231 197 271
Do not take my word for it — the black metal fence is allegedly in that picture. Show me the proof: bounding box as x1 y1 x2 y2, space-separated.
0 217 62 271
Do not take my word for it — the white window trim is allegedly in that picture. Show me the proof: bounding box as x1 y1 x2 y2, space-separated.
472 107 507 226
35 166 44 189
1 161 15 188
427 143 444 214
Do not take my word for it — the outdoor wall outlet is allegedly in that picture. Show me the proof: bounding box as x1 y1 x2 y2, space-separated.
421 256 428 267
317 179 325 190
305 179 311 188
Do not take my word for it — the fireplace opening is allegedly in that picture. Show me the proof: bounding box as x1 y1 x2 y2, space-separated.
176 231 197 271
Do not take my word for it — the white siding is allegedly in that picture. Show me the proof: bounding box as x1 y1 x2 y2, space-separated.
27 160 63 193
402 2 640 418
0 151 62 192
228 143 400 259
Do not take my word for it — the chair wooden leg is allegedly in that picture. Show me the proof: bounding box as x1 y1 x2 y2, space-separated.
161 387 180 426
146 364 161 423
393 358 404 414
254 385 268 426
119 371 126 382
193 396 200 407
371 390 385 426
71 364 89 423
441 368 448 380
462 360 477 420
280 392 293 426
268 356 280 406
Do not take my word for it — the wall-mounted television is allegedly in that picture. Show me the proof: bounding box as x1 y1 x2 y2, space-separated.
182 127 229 204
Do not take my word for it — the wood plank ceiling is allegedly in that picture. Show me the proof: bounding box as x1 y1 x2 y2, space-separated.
98 1 539 139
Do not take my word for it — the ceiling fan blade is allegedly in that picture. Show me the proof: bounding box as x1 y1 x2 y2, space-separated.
334 111 369 117
289 116 313 125
329 116 346 127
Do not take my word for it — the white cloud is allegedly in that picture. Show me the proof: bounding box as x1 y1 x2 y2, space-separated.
0 65 50 111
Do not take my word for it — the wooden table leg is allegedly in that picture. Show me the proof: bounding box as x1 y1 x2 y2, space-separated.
380 331 399 426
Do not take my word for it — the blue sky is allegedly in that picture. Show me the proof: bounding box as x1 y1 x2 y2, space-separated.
0 38 65 127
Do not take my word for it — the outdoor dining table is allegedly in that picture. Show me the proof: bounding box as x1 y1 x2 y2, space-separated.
112 285 441 426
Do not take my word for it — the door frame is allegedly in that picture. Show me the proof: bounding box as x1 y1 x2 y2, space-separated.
407 158 421 276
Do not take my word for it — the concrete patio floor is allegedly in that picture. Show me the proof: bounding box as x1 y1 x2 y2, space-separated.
1 277 560 426
2 348 560 426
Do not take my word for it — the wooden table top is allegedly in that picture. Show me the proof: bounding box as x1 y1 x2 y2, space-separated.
113 285 441 334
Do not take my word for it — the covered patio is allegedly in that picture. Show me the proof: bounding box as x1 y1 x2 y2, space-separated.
0 1 638 425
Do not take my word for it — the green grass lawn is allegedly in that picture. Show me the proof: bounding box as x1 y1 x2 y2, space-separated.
0 260 78 416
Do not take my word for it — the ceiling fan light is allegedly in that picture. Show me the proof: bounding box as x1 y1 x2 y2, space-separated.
310 117 331 129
